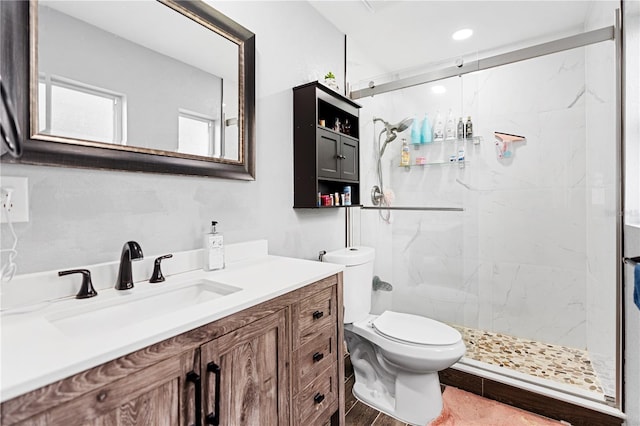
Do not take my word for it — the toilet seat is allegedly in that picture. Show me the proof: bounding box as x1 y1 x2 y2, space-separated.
372 311 461 346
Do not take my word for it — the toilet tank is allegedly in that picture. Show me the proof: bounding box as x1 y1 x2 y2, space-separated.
322 246 375 323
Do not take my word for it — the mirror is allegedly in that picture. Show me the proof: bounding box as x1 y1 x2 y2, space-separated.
1 0 255 179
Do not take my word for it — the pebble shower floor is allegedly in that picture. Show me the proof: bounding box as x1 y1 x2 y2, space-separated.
452 325 604 395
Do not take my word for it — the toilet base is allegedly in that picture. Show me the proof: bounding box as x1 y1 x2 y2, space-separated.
352 371 444 426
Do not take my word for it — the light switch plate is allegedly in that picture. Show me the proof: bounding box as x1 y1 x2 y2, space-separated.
0 176 29 223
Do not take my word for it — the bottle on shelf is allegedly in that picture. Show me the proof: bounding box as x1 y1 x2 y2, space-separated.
457 117 465 141
410 116 421 144
445 109 456 140
433 111 444 141
421 113 433 144
465 116 474 140
342 118 351 135
400 138 410 166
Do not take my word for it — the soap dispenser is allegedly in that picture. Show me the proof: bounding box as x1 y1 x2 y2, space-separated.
203 221 224 271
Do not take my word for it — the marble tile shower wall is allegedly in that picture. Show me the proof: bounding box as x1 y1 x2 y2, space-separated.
358 46 617 350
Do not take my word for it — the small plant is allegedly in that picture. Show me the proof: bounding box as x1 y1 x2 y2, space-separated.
324 72 336 80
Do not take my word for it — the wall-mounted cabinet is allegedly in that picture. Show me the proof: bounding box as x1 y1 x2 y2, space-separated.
293 82 361 208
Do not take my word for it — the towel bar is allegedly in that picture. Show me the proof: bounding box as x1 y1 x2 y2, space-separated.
623 256 640 265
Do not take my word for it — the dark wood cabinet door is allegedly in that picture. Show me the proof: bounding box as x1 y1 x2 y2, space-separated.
200 309 290 426
317 128 341 179
340 137 359 181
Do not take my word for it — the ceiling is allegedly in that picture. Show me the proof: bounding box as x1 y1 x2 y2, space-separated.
309 1 611 86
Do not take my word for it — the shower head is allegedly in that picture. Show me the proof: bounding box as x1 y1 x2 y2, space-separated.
375 116 414 156
375 116 413 134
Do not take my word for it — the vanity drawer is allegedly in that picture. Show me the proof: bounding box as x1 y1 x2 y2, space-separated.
293 362 338 426
293 285 337 347
293 324 337 394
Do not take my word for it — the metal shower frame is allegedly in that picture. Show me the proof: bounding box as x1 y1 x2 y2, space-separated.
345 15 627 414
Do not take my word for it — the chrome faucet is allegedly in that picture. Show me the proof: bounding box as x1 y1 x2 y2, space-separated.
115 241 144 290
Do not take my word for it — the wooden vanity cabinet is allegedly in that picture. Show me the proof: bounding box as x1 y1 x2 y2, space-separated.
201 310 289 425
0 274 344 426
6 349 199 426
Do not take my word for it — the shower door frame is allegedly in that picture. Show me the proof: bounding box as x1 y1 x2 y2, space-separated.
347 14 626 412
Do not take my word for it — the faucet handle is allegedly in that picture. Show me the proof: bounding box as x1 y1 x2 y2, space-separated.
58 269 98 299
149 254 173 283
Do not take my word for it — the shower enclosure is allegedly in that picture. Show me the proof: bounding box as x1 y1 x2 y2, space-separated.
346 1 621 414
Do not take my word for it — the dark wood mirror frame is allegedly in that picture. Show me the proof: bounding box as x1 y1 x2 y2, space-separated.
1 0 256 180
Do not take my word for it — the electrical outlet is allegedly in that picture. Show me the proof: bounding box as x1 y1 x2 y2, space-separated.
0 177 29 223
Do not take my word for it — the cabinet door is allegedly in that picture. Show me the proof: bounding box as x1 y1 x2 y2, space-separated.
17 350 199 426
201 310 289 426
317 128 341 179
340 137 359 181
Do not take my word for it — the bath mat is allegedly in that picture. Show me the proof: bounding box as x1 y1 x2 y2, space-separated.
428 387 565 426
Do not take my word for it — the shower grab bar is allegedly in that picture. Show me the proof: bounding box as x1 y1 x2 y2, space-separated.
623 257 640 265
361 206 464 212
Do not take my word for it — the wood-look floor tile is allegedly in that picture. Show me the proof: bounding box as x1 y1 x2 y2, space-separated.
371 412 407 426
344 375 357 414
345 401 380 426
344 354 354 380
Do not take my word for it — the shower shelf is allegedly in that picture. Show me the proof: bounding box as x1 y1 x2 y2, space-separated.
399 160 469 169
410 136 483 147
398 160 469 169
401 136 483 169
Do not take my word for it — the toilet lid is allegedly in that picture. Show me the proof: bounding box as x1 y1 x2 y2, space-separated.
372 311 461 346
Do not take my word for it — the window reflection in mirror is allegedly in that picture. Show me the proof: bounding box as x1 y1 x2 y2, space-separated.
38 75 125 144
35 0 240 162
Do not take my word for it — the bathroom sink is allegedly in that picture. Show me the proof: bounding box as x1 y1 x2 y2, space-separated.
46 279 241 337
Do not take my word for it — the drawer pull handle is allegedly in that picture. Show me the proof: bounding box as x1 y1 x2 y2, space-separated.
186 371 202 426
312 352 324 362
314 393 325 404
205 362 221 425
312 310 324 320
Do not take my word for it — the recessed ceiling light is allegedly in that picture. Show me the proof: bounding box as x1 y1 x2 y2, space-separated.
431 85 446 94
452 28 473 41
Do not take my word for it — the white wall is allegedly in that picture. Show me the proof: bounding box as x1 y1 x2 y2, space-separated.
0 1 348 275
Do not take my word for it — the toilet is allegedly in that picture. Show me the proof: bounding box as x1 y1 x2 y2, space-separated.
322 246 465 426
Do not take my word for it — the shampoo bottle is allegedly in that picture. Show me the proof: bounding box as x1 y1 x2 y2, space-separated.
410 116 421 144
465 116 474 140
457 117 465 140
203 221 224 271
421 113 433 144
445 109 456 140
433 111 444 141
400 138 410 166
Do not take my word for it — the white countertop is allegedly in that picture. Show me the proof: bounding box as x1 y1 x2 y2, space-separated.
0 251 343 402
